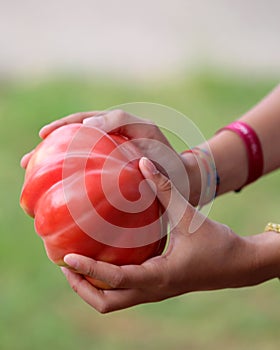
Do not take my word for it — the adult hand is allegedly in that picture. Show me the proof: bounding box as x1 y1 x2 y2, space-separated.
21 109 200 202
21 109 173 169
61 157 260 314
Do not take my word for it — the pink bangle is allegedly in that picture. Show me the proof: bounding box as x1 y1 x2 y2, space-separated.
217 121 264 191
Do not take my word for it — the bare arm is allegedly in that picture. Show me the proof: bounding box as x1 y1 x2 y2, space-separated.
19 87 280 312
61 159 280 313
183 85 280 203
22 85 280 206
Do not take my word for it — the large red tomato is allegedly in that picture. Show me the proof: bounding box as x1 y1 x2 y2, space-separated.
20 123 166 287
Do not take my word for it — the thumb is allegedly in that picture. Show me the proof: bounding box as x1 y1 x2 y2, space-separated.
139 157 195 229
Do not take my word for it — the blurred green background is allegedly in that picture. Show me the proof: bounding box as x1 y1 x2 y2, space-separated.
1 71 279 350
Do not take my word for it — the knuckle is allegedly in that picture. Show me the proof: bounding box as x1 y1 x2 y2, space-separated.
97 301 111 314
70 280 80 294
144 120 161 138
112 109 125 119
145 261 168 295
86 264 96 279
158 176 172 193
108 109 128 128
109 269 126 289
145 119 156 127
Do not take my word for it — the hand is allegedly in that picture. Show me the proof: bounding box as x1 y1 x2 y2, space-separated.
20 109 199 203
61 157 260 314
20 109 173 168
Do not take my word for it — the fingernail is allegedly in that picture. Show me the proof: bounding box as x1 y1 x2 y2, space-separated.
141 157 159 175
20 153 30 169
83 116 104 128
64 255 78 269
38 127 47 138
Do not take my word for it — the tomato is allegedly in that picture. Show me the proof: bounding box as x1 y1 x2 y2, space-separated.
20 124 166 288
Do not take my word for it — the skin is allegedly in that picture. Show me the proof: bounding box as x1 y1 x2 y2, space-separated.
60 158 280 313
21 85 280 313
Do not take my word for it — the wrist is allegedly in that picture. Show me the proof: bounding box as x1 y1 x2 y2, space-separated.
220 232 280 289
180 152 201 207
180 128 249 204
207 130 248 195
248 231 280 283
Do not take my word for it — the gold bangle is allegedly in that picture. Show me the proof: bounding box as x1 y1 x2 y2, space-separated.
264 222 280 233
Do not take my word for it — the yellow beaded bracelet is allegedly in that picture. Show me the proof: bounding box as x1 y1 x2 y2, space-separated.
264 222 280 233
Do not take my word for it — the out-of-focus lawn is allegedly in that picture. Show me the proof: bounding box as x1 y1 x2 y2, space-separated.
0 72 279 350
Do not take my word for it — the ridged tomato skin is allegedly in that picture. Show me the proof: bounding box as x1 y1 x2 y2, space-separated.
20 124 166 286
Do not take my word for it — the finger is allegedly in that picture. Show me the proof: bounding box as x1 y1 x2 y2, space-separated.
39 111 103 139
83 109 172 147
139 157 196 230
64 254 164 290
61 267 146 313
83 109 144 136
20 150 35 169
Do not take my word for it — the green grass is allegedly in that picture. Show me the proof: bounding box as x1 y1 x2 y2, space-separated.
1 71 279 350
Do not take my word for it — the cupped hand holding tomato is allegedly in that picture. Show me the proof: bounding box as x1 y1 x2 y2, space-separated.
60 158 261 313
20 121 167 288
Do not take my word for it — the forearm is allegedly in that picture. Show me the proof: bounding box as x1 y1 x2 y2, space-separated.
215 84 280 193
183 85 280 204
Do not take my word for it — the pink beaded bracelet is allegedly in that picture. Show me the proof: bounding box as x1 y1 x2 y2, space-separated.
217 121 264 191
